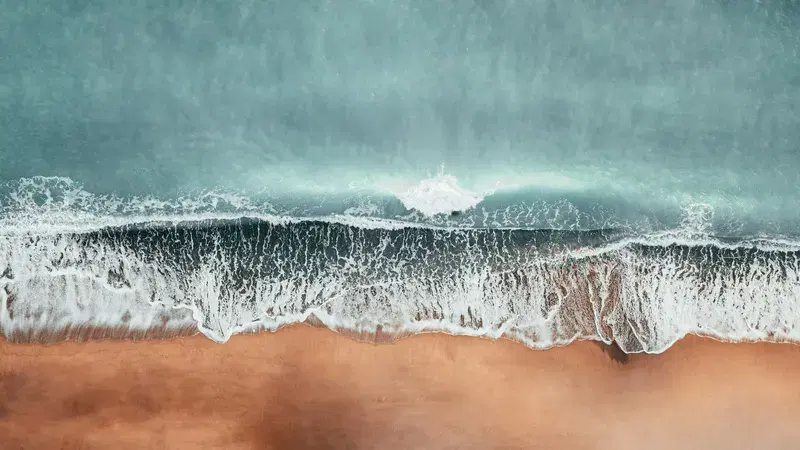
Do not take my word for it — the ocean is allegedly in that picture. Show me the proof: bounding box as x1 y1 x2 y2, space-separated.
1 0 798 352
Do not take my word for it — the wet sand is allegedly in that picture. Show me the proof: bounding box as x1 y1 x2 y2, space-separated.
1 328 800 449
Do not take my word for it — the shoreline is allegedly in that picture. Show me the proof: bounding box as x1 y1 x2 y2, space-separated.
5 315 800 357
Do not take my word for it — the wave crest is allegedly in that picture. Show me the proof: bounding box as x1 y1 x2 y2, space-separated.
379 171 493 216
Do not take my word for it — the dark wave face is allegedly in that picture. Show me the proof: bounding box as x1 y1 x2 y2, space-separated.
2 218 799 352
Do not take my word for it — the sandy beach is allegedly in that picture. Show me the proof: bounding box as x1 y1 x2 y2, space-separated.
1 328 799 449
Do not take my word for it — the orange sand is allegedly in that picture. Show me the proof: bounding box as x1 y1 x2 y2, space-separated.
2 327 800 449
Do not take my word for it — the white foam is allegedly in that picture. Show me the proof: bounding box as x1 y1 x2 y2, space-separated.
0 176 505 236
3 220 800 352
4 177 800 351
379 169 495 217
5 176 785 240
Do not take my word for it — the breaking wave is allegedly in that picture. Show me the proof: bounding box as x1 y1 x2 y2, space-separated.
3 203 800 353
3 177 800 353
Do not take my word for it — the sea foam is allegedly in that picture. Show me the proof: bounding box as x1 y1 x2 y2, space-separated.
1 215 800 353
2 177 800 353
379 172 495 216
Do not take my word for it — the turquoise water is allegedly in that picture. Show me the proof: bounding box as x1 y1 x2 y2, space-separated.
1 1 799 349
2 0 799 233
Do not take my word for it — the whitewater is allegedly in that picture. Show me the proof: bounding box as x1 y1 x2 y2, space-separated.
1 177 800 354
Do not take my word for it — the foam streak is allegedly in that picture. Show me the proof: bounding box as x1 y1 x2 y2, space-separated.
1 219 799 353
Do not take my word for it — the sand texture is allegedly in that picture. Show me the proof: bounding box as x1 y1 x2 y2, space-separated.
1 327 799 449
